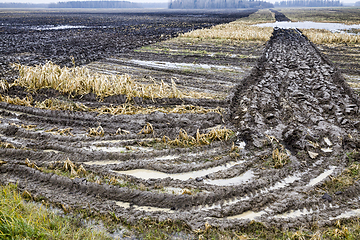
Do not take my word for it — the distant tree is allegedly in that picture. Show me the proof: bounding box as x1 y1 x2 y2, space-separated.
169 0 274 9
355 1 360 5
48 1 141 8
274 0 342 7
0 2 48 8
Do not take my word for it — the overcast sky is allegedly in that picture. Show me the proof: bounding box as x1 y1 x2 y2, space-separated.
0 0 357 5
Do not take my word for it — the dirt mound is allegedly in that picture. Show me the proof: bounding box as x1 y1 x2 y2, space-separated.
270 9 291 22
230 28 360 158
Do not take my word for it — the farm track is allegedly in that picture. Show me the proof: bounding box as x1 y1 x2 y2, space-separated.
1 9 360 234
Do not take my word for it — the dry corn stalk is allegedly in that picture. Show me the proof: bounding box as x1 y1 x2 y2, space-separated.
163 126 233 147
88 126 105 137
22 190 33 200
138 122 154 134
0 141 16 149
25 158 40 170
115 128 129 135
0 79 8 91
108 176 118 185
45 127 58 132
0 94 33 107
35 98 89 112
63 158 75 172
10 123 37 130
181 20 273 42
0 160 7 165
12 61 213 100
22 124 37 130
302 28 360 44
57 128 74 136
230 142 238 152
272 146 289 169
0 93 222 116
63 158 78 177
182 189 192 195
265 134 279 144
77 165 87 175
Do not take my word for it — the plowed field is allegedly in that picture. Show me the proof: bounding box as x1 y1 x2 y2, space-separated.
1 8 360 239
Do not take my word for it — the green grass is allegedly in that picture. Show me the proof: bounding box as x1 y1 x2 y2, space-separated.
322 161 360 193
3 182 360 239
0 184 111 240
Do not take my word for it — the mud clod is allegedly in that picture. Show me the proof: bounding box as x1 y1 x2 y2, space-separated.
322 193 332 202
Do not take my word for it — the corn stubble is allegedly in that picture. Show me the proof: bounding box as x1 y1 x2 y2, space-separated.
301 29 360 44
87 126 105 137
12 62 213 100
181 22 273 42
181 10 274 42
0 94 222 116
162 127 233 147
0 141 16 149
0 79 8 91
138 122 154 134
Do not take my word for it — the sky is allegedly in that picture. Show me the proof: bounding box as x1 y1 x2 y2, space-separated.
0 0 357 5
1 0 168 3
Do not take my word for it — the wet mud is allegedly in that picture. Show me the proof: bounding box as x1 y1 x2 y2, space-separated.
1 10 360 234
0 9 256 83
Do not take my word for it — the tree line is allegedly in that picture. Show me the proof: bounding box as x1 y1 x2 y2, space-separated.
169 0 274 9
48 1 140 8
274 0 342 7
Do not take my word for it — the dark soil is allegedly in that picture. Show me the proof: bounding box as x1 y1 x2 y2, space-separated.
0 9 256 83
270 9 291 22
1 9 360 236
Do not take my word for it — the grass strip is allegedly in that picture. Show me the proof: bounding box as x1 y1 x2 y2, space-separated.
0 183 110 240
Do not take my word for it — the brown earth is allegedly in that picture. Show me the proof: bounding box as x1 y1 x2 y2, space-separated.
1 9 360 237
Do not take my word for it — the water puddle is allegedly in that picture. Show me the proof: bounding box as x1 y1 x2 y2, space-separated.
115 201 174 213
201 195 251 210
268 174 302 191
275 208 313 219
85 148 218 165
331 209 360 220
204 170 254 186
237 141 246 149
163 187 187 195
43 149 61 153
30 25 92 31
255 21 360 34
118 59 245 72
307 166 336 186
226 210 266 220
202 173 303 210
92 138 154 145
113 161 244 181
85 145 152 153
163 187 209 195
85 155 178 165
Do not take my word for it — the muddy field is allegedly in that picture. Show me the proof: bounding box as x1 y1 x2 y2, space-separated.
1 9 360 238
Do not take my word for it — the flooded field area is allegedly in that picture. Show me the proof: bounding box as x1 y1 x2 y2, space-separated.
1 7 360 239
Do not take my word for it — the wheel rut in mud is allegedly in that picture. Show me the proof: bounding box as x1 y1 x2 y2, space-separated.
1 27 360 232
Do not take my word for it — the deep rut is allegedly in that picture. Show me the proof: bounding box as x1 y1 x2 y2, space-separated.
1 27 360 231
